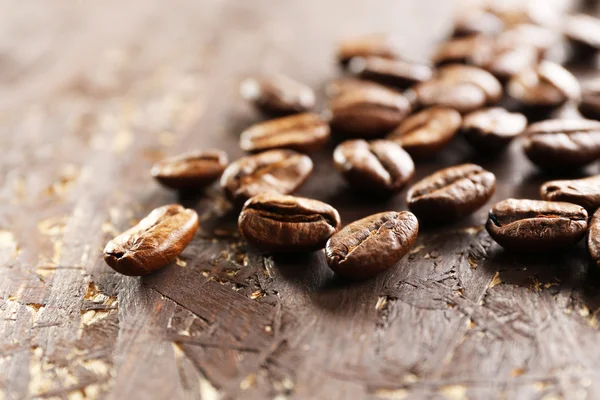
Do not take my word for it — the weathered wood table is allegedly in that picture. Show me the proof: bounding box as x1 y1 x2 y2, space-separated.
2 0 600 399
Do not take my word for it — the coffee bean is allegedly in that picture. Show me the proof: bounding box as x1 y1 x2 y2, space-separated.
238 194 341 253
564 14 600 57
462 107 527 151
497 24 559 57
432 36 491 66
522 119 600 169
151 150 228 191
453 9 504 37
327 85 411 138
472 42 539 81
486 199 588 252
587 209 600 267
325 78 399 98
407 164 496 223
104 205 199 276
337 33 398 66
507 61 581 117
408 65 502 114
240 113 330 153
240 74 315 115
220 149 313 204
348 56 433 89
387 107 462 158
541 175 600 213
333 139 414 194
578 79 600 120
325 211 418 280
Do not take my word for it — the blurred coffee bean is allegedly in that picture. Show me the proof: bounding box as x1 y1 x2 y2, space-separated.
337 33 399 66
387 107 462 158
151 150 228 191
348 56 434 89
588 209 600 268
325 78 398 98
462 107 527 151
407 164 496 223
328 85 411 138
522 119 600 170
579 78 600 120
240 74 315 115
333 139 414 195
220 149 313 204
507 61 581 118
472 42 539 81
240 113 329 153
564 14 600 58
541 175 600 213
432 36 492 66
497 24 560 56
453 8 505 37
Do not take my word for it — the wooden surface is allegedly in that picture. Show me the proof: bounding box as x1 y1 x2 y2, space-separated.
3 1 600 399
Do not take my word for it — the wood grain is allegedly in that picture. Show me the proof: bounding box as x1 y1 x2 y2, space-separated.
2 0 600 399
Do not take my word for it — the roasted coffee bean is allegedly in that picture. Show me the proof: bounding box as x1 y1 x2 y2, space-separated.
407 164 495 223
238 194 341 253
220 149 313 204
578 79 600 121
587 209 600 267
240 113 330 153
151 150 228 191
409 65 502 114
522 119 600 169
333 139 414 194
240 74 315 115
104 205 199 276
472 42 539 81
486 199 588 252
325 78 398 98
387 107 462 158
462 108 527 151
541 175 600 213
564 14 600 57
507 61 581 117
327 85 411 138
325 211 418 280
348 56 433 89
432 36 491 66
453 9 504 37
337 33 399 66
497 24 559 57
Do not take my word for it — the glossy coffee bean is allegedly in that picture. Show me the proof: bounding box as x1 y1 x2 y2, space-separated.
238 194 341 253
220 149 313 204
348 56 433 89
541 175 600 213
337 33 399 66
462 108 527 151
409 65 502 114
387 107 462 158
240 74 315 115
578 79 600 121
327 85 411 138
453 9 504 37
564 14 600 57
507 61 581 117
407 164 496 223
151 150 228 191
325 211 418 280
486 199 588 252
587 209 600 268
240 113 329 153
333 139 414 195
104 205 199 276
522 119 600 170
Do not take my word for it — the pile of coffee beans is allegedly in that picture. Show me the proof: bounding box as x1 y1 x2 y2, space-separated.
104 0 600 280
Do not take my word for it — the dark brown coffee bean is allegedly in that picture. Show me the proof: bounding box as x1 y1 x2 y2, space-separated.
151 150 228 191
407 164 496 223
238 194 341 253
587 209 600 267
220 149 313 204
409 65 502 114
578 79 600 120
240 113 330 153
486 199 588 252
327 85 411 138
432 36 492 66
462 107 527 151
564 14 600 57
104 205 199 276
522 119 600 170
240 74 315 115
333 139 414 195
348 56 434 89
325 78 398 98
507 61 581 117
387 107 462 158
453 9 504 37
541 175 600 213
325 211 418 280
336 34 399 66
